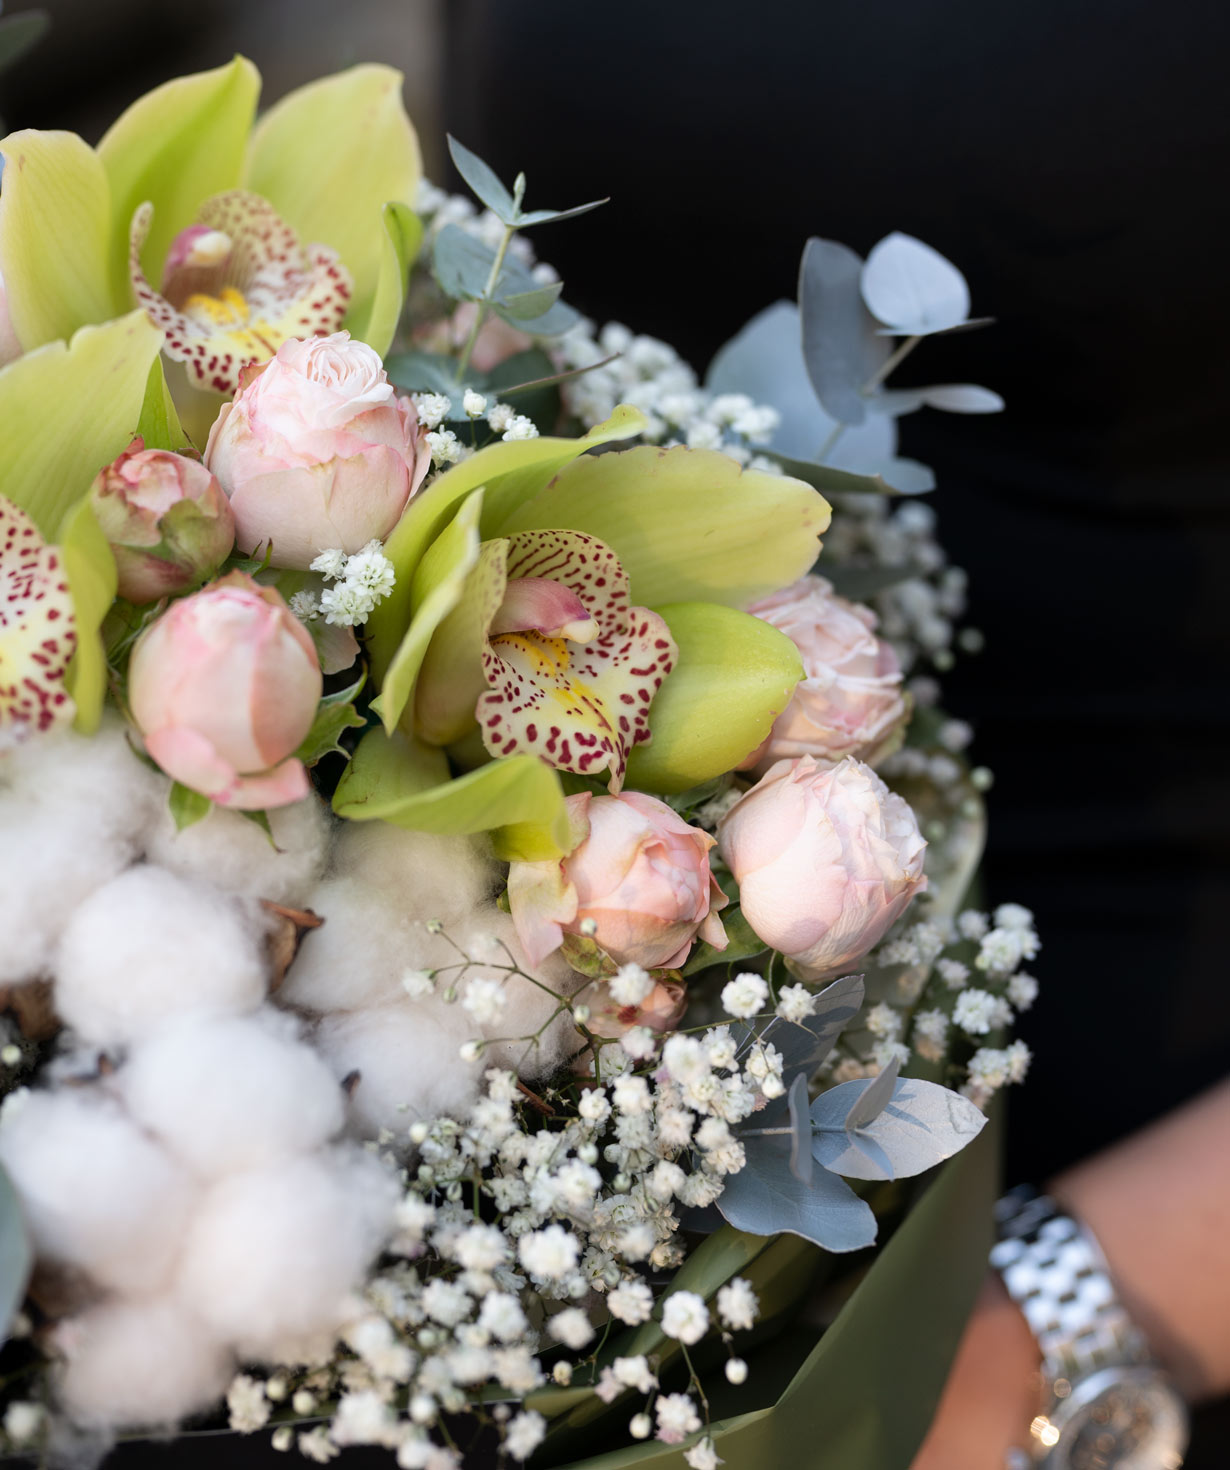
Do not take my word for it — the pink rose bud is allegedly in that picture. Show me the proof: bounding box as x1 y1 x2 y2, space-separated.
744 575 908 771
128 571 323 810
719 756 927 980
204 331 432 569
508 791 729 970
89 438 235 604
588 976 688 1042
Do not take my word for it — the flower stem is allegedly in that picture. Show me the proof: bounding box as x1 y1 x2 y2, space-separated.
456 221 515 381
816 333 922 462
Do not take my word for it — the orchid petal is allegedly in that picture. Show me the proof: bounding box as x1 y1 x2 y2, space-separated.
478 530 677 792
332 725 571 853
413 537 507 746
491 576 596 640
0 129 117 347
128 192 352 395
624 602 804 793
98 57 260 309
494 444 831 609
0 495 76 747
244 64 421 344
367 404 647 688
359 201 423 357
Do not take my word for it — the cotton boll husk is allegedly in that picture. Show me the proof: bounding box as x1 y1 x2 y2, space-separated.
329 822 499 926
56 1296 232 1431
118 1010 345 1179
54 865 269 1046
0 1090 195 1294
174 1148 397 1357
142 791 331 906
314 1004 484 1134
0 722 164 985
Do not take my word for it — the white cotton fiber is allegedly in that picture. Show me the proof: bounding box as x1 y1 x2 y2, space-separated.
174 1147 397 1357
314 1004 487 1134
56 1296 232 1431
118 1010 345 1179
54 865 268 1046
329 822 499 926
0 1090 195 1294
0 722 164 985
142 792 332 907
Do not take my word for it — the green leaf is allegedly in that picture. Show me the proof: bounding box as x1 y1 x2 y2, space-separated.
295 673 367 766
168 780 212 832
495 280 564 321
245 64 421 341
135 357 193 452
516 198 609 227
413 538 507 745
624 602 803 793
373 489 486 734
0 11 49 74
365 405 647 684
0 312 164 538
333 727 569 849
383 349 482 399
58 495 118 732
0 129 117 346
446 134 516 222
432 223 498 302
0 1161 31 1341
682 904 767 977
822 559 929 602
493 445 830 608
764 447 936 497
351 200 422 357
98 56 260 309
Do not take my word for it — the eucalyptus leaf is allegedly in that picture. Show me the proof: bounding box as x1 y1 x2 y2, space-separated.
168 781 212 832
786 1073 813 1185
764 449 936 498
821 561 929 602
516 198 609 227
877 383 1004 416
433 223 498 303
860 233 971 336
811 1073 987 1182
491 294 579 338
0 1162 31 1339
383 349 478 398
495 281 563 321
747 973 866 1129
798 237 891 427
716 1134 876 1253
844 1054 901 1130
447 135 517 222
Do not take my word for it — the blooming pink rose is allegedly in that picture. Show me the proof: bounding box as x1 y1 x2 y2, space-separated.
719 756 926 980
204 331 432 569
744 575 908 770
508 791 728 970
128 571 322 809
89 438 235 604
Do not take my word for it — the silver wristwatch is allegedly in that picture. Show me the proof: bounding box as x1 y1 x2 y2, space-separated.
990 1186 1189 1470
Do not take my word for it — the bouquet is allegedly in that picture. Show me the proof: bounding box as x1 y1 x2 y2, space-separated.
0 52 1040 1470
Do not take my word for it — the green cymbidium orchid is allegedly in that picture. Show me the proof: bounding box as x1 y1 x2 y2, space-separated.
336 424 831 857
0 59 421 438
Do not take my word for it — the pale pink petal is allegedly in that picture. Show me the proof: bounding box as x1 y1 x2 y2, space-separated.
507 858 579 968
219 757 310 811
144 725 239 800
490 577 598 641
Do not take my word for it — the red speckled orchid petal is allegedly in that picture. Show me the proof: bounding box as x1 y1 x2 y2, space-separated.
129 190 353 395
0 495 76 748
477 530 676 792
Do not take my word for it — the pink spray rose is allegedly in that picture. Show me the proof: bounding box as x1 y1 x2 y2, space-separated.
205 331 432 569
744 575 908 770
89 438 235 604
586 976 688 1044
508 791 729 970
128 571 323 810
719 756 927 980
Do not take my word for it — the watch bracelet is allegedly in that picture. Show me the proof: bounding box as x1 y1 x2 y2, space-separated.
990 1185 1151 1382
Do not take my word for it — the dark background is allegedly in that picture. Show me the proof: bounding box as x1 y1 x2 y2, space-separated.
3 0 1228 1461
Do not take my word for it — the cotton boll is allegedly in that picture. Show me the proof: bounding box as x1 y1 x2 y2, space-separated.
314 1004 485 1134
56 1296 232 1430
0 1090 195 1294
329 822 499 926
0 722 164 985
174 1148 397 1357
143 792 331 906
118 1011 345 1179
279 876 425 1012
55 866 268 1046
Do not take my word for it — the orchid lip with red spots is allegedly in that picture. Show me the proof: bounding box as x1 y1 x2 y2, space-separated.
0 494 76 750
129 190 353 395
477 530 677 793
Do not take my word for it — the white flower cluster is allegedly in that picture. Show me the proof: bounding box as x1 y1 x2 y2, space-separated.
302 541 397 627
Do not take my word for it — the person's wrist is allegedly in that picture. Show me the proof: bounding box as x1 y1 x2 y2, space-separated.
910 1270 1041 1470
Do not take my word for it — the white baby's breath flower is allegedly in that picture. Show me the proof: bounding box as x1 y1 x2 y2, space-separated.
288 589 321 620
613 1074 651 1115
309 548 348 580
684 1437 724 1470
478 1291 528 1342
550 1307 595 1350
720 972 768 1020
610 962 654 1006
953 988 1012 1036
519 1224 580 1281
608 1278 654 1324
486 402 514 433
462 388 487 418
426 428 463 465
1007 972 1039 1010
655 1393 701 1445
775 984 815 1023
319 581 370 627
227 1374 270 1433
661 1290 709 1345
957 910 989 941
505 1410 546 1461
402 968 435 999
412 392 452 429
501 414 539 441
461 976 507 1025
3 1402 44 1445
716 1276 759 1331
620 1026 657 1061
936 958 970 990
864 1002 902 1039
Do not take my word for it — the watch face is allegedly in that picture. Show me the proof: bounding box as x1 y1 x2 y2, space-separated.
1040 1367 1189 1470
